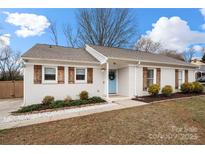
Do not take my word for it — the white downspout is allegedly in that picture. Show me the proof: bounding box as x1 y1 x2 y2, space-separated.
22 63 26 106
134 65 137 96
106 62 109 99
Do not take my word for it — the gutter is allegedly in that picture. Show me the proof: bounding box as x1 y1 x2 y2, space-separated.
21 57 101 65
108 57 197 68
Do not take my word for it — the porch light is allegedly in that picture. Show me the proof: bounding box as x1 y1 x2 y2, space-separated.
101 68 106 72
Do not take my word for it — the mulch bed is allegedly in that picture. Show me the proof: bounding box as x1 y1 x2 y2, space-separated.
132 92 205 103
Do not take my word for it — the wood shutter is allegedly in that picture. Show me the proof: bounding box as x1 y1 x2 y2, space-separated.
185 70 188 83
175 69 179 89
143 67 148 91
87 68 93 84
34 65 42 84
68 67 75 84
156 68 161 87
58 66 64 84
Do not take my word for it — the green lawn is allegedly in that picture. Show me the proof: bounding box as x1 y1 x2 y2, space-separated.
1 96 205 144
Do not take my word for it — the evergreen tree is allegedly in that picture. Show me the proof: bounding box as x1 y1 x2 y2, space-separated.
201 53 205 63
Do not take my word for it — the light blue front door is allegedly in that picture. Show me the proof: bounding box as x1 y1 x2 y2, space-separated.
109 70 117 94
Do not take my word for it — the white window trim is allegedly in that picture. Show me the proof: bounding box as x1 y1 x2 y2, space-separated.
75 67 87 84
42 66 58 84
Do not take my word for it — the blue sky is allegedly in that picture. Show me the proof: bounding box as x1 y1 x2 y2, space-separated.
0 8 205 58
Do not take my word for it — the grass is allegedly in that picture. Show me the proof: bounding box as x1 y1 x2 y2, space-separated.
13 96 105 114
1 96 205 144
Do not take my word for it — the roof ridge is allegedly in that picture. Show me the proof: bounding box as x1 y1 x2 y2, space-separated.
36 43 82 50
89 44 186 62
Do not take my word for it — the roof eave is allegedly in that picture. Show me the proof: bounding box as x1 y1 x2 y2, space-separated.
108 57 197 68
21 57 101 64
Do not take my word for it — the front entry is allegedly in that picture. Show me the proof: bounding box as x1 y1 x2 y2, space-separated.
109 70 117 94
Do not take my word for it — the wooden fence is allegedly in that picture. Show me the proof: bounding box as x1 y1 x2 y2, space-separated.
0 81 23 99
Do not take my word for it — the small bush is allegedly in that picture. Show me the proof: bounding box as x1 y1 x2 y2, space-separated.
148 84 160 96
192 82 204 93
88 96 106 103
64 96 72 102
162 85 173 97
70 99 88 106
42 96 54 105
49 100 70 108
180 82 194 93
79 91 89 100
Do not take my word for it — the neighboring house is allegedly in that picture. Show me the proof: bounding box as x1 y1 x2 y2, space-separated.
22 44 196 105
191 59 205 79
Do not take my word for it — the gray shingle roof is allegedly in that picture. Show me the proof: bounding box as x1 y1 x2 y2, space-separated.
22 44 99 63
89 45 196 67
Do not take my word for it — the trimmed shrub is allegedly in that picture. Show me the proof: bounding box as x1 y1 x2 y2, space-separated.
88 96 106 103
148 84 160 96
180 82 194 93
70 99 88 106
49 100 70 108
64 96 72 102
79 91 89 100
192 82 204 93
162 85 173 97
42 96 54 105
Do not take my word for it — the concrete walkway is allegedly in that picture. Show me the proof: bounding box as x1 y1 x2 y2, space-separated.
0 99 146 130
0 98 23 117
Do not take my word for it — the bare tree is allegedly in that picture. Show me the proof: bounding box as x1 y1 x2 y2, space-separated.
76 8 137 48
134 36 161 53
48 20 58 46
134 36 185 61
183 47 196 63
62 24 79 48
0 47 23 80
159 49 184 61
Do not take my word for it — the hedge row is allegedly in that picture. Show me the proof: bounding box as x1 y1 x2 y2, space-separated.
148 82 204 97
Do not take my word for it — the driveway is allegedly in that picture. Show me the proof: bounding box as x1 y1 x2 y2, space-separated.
0 98 23 117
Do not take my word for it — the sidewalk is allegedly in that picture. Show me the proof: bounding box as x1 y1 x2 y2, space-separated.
0 99 146 130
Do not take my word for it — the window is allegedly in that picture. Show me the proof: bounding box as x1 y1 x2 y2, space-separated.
147 69 154 87
75 68 86 82
178 70 183 88
43 66 57 83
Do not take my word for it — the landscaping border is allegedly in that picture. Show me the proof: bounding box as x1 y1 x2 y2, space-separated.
12 101 108 116
133 93 205 103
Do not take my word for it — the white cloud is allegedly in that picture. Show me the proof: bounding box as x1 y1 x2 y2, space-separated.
192 45 203 52
145 16 205 52
4 12 50 38
200 8 205 30
200 8 205 18
0 34 11 47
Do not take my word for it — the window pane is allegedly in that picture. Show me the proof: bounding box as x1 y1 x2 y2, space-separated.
76 68 85 80
147 79 153 87
76 75 85 80
147 70 154 78
44 67 56 81
45 74 56 80
147 69 154 88
178 79 182 87
76 69 85 75
178 71 182 79
45 68 55 74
